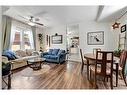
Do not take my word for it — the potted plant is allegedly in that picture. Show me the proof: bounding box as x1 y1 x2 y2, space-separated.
114 48 122 57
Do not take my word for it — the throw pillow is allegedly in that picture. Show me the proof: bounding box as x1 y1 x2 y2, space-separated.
15 50 27 57
8 50 17 59
2 50 17 60
26 49 33 56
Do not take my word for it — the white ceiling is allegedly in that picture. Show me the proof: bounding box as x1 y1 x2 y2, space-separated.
2 6 127 27
97 6 127 22
3 6 99 27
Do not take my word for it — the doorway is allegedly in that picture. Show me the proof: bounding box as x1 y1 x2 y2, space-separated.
66 24 80 62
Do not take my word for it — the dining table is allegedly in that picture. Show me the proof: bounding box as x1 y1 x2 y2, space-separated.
84 53 120 86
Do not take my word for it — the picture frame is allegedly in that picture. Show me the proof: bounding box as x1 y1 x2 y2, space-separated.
52 35 63 44
87 31 104 45
121 24 126 33
49 36 50 46
46 35 48 45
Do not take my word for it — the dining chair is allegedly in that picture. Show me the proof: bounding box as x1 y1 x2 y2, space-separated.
90 51 114 89
80 49 94 74
80 49 86 73
93 48 101 55
113 50 127 87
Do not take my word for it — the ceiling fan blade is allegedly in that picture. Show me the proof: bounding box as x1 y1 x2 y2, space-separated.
35 18 40 21
34 22 44 26
18 15 29 20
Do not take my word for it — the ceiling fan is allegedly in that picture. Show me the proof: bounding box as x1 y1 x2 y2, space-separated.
19 15 44 26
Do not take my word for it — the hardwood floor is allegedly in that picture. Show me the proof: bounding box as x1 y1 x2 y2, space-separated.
8 61 127 89
11 61 93 89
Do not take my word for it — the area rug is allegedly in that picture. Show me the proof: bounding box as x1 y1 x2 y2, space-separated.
20 64 51 77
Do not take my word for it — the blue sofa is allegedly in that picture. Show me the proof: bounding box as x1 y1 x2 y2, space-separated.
41 49 66 64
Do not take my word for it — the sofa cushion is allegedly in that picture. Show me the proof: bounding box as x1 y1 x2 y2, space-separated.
52 49 60 55
48 49 53 55
15 50 27 57
49 55 58 60
26 49 33 56
57 50 65 55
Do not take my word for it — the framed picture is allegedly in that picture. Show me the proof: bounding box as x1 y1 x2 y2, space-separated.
49 36 50 46
52 35 63 44
46 35 48 45
87 31 104 45
121 24 126 33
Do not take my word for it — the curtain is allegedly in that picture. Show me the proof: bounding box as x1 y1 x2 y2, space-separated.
27 30 34 49
2 16 12 51
31 26 36 50
10 21 16 49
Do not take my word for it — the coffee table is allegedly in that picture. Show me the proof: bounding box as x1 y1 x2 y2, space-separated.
27 58 45 70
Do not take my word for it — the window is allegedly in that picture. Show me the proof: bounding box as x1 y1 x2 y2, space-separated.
11 30 21 51
23 30 34 50
11 21 34 51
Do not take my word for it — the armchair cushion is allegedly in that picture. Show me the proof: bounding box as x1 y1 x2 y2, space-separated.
49 55 58 60
48 49 53 55
52 49 60 55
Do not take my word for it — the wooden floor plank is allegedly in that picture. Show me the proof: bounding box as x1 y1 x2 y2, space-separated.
5 61 126 89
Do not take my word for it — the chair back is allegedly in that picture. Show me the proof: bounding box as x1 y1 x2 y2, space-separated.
80 49 84 65
93 48 101 55
119 50 127 73
95 51 113 76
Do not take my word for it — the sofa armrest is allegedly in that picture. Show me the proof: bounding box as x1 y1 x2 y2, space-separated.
58 53 66 59
32 51 39 56
57 53 66 63
2 56 9 63
41 52 48 57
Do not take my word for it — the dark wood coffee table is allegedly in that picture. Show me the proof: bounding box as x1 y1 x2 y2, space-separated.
27 58 45 70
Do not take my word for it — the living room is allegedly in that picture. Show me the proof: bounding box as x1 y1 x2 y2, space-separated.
1 3 127 91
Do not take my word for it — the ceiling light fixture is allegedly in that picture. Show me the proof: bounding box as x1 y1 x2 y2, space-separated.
112 22 120 29
28 22 35 26
112 9 127 29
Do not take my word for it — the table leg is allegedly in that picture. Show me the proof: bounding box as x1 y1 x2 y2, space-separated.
40 62 42 69
8 74 11 89
116 63 118 87
87 59 89 80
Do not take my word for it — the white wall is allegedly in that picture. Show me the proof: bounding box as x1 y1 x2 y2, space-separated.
42 21 117 53
44 25 67 50
79 21 117 53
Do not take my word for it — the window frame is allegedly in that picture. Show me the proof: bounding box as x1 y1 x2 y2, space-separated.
11 22 34 51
